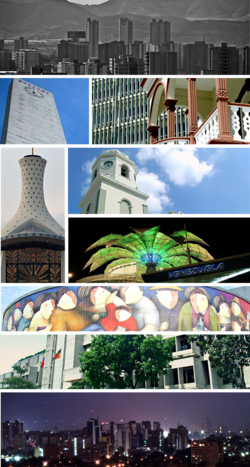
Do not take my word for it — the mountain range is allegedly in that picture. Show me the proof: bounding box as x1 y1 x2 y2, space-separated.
0 0 248 46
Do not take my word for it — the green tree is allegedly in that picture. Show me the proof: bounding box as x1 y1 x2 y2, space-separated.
1 365 40 391
189 335 250 388
1 376 40 389
70 335 175 389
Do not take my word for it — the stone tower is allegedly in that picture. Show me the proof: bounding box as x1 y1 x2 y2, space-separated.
78 149 149 214
1 152 65 283
1 78 66 144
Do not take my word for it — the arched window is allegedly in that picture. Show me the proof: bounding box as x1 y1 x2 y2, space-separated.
86 204 91 214
121 165 129 178
120 199 131 214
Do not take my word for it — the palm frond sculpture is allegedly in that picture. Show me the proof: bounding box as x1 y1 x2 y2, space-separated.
83 226 214 275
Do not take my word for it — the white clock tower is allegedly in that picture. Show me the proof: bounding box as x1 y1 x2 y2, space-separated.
78 149 149 214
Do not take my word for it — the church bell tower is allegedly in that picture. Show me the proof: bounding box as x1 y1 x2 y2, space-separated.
78 149 149 214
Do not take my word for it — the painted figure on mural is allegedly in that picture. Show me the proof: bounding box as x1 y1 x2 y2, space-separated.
229 297 246 330
149 286 185 331
18 299 34 332
119 285 160 331
178 287 221 331
29 292 56 332
213 295 232 331
99 291 137 331
13 303 22 331
49 287 91 331
77 286 117 322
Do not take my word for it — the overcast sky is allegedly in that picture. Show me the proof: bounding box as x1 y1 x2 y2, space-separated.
0 334 46 374
1 147 65 230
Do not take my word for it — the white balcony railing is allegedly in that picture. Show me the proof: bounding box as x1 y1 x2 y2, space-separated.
194 107 219 144
154 137 190 145
229 103 250 142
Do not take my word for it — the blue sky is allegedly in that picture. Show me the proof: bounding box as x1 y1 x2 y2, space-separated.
68 146 250 214
0 78 89 144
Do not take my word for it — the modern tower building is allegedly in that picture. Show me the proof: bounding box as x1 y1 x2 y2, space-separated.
85 18 99 57
14 37 28 51
119 18 133 45
92 77 188 144
150 20 171 46
1 151 65 283
78 149 149 214
1 79 66 144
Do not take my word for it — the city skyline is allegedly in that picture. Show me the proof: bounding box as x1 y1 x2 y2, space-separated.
2 393 250 433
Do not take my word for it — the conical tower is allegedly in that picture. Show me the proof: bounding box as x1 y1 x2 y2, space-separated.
1 151 65 283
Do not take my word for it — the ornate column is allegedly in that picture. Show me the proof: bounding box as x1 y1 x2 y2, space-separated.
215 78 233 142
164 98 178 138
147 125 160 144
187 78 198 144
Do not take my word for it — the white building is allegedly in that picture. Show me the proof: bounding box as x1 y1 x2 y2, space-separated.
40 334 250 390
1 78 66 144
1 151 65 283
0 351 44 388
78 149 149 214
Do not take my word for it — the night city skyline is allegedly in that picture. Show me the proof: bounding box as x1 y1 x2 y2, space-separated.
2 393 250 433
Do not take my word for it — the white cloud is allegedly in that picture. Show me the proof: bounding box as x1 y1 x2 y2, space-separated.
137 168 172 213
81 158 95 196
135 147 214 187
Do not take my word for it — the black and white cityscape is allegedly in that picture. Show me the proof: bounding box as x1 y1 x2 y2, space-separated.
0 0 249 75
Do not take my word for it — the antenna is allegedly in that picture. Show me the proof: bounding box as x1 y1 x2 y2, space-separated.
184 223 191 266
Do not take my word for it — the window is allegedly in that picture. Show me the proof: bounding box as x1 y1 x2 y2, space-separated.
180 337 191 351
121 165 129 178
183 367 194 384
86 204 91 214
120 199 131 215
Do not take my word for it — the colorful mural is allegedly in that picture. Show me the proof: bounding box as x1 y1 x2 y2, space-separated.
2 285 250 332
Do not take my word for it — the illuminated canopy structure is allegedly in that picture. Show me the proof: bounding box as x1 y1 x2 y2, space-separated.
83 226 213 275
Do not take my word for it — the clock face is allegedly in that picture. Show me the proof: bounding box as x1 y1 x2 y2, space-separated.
24 86 45 99
103 161 113 168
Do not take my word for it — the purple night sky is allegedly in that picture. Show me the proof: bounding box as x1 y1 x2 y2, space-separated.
2 393 250 433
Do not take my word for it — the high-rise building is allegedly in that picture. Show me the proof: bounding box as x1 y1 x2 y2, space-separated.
14 37 28 51
0 351 45 388
210 43 239 74
1 151 65 283
0 38 4 48
1 420 24 450
1 79 66 144
150 19 171 45
78 149 149 215
12 49 39 73
98 41 126 66
168 425 188 450
119 18 133 45
191 438 224 465
58 40 89 64
183 42 210 74
85 18 99 57
92 78 189 144
145 51 177 74
0 49 11 71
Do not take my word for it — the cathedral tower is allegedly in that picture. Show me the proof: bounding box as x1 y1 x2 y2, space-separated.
78 149 149 214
